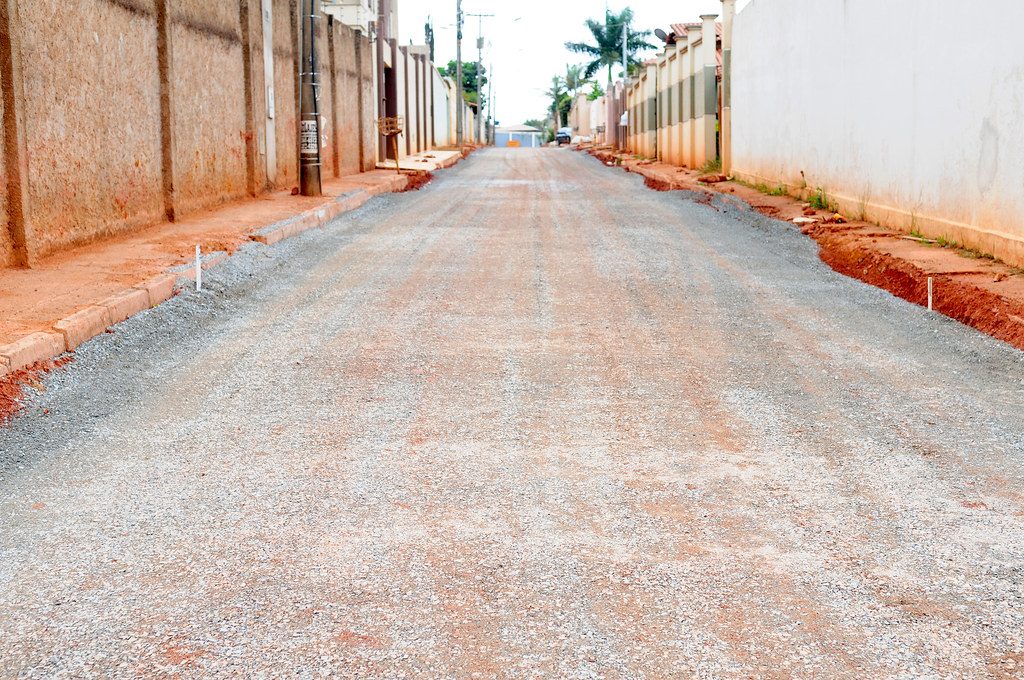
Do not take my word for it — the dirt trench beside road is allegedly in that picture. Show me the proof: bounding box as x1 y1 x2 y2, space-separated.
1 148 1023 677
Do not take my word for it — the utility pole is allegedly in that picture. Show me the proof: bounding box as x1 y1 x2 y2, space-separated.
299 0 322 196
488 62 494 140
425 16 435 63
476 33 483 144
465 13 493 145
455 0 463 147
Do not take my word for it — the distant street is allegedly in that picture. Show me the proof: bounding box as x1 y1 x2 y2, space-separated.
2 148 1023 677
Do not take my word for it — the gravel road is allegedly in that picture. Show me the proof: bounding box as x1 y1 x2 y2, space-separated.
2 148 1024 678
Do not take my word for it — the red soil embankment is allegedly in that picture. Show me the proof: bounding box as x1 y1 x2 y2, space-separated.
808 227 1024 350
587 146 1024 352
399 171 434 192
1 357 73 424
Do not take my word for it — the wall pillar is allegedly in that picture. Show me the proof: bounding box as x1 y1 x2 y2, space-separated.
289 0 301 176
720 0 735 176
0 0 34 267
700 14 719 169
658 60 665 158
645 65 657 157
355 30 367 170
239 0 262 195
326 15 340 178
155 0 179 221
401 47 410 156
685 26 700 168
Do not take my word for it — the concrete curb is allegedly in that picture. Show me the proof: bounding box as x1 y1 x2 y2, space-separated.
99 288 151 325
1 157 458 381
168 251 229 281
252 175 408 246
0 332 67 373
134 274 177 308
54 306 113 351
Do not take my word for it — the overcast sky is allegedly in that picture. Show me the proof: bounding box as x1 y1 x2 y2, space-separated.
397 0 752 127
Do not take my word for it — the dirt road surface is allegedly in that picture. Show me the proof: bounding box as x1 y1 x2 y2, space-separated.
2 149 1024 677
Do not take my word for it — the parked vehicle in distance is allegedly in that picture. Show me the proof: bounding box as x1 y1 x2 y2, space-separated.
555 127 572 145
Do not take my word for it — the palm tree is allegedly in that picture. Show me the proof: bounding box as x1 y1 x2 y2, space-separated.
564 64 587 98
544 75 568 129
565 8 654 84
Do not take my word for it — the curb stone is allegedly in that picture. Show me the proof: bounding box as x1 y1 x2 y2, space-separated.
99 288 151 325
251 175 410 246
0 332 67 372
169 251 228 282
1 158 457 377
54 306 113 351
252 189 373 246
134 274 177 308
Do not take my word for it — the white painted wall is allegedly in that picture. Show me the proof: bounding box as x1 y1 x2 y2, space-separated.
431 68 450 147
732 0 1024 264
590 96 606 143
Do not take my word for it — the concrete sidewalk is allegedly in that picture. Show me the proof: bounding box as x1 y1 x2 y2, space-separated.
374 148 465 172
0 169 416 377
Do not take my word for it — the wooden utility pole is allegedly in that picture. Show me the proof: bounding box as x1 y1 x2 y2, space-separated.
299 0 322 196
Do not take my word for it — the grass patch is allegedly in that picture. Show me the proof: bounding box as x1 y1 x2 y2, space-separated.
912 230 1009 267
808 187 835 212
699 158 722 174
736 179 788 197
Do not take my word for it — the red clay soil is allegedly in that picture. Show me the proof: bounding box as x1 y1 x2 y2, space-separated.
587 145 1024 353
643 176 674 192
0 357 73 425
399 171 434 192
808 227 1024 350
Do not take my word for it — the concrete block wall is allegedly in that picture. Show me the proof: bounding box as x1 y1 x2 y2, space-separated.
444 77 477 148
431 69 451 148
730 0 1024 266
383 45 462 160
0 0 382 269
170 1 249 215
569 93 592 138
589 96 606 144
325 15 373 176
271 0 299 189
315 9 335 182
625 67 658 159
618 17 721 170
18 0 165 263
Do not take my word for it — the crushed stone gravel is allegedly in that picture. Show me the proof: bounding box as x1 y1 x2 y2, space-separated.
1 148 1023 678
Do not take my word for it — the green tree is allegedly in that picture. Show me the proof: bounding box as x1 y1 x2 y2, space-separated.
544 76 569 129
440 60 488 108
564 64 587 98
523 118 553 142
587 81 606 101
565 7 654 84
